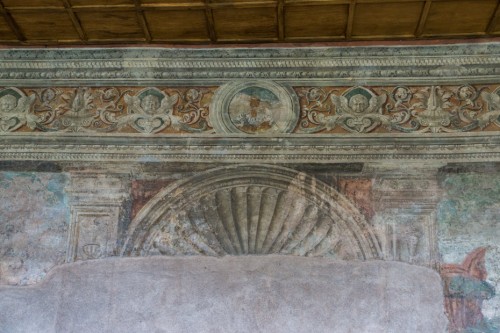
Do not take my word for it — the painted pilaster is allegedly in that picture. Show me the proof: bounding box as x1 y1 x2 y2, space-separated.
65 173 130 262
368 162 445 268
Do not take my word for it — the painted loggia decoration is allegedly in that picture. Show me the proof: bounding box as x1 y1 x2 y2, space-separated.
3 83 500 134
122 165 382 260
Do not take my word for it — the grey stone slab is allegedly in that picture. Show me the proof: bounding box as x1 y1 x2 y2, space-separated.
0 256 448 333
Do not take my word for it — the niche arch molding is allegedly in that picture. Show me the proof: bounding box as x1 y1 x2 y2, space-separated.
122 164 382 260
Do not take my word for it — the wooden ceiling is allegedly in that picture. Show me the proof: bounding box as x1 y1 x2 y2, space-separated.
0 0 499 45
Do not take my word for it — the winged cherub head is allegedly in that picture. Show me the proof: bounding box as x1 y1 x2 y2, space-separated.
0 94 18 114
348 94 369 114
140 94 161 115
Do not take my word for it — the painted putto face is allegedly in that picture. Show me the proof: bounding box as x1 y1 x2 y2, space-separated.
0 94 18 113
348 94 369 113
140 94 161 115
395 87 410 101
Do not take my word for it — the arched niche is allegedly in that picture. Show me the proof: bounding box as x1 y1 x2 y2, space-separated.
122 164 381 260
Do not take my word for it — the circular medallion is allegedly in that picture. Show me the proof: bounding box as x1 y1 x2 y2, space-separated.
210 81 299 134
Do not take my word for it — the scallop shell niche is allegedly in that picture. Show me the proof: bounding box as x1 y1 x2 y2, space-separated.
123 165 381 260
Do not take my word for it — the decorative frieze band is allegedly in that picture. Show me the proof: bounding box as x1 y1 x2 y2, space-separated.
0 43 499 163
1 83 500 135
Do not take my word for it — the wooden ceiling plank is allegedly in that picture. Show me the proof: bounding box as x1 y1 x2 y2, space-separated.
210 1 276 9
86 38 148 43
285 35 347 41
0 0 25 41
62 0 87 42
132 0 152 42
486 0 500 34
351 34 416 39
278 0 284 40
140 3 205 10
216 39 279 43
204 1 217 42
71 5 136 12
147 38 218 43
346 0 356 39
415 0 432 37
6 6 64 11
141 2 275 10
422 32 488 37
286 0 350 4
287 0 422 3
357 0 425 2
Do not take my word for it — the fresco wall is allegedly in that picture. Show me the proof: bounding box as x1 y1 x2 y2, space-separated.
0 172 68 285
1 43 500 332
438 171 500 332
0 164 499 332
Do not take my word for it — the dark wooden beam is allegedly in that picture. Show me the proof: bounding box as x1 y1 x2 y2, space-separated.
204 0 217 42
486 0 500 34
133 0 152 42
346 0 356 39
0 0 25 41
277 0 285 40
62 0 87 42
415 0 432 37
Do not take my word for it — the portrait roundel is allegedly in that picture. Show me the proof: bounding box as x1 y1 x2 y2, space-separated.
210 81 299 134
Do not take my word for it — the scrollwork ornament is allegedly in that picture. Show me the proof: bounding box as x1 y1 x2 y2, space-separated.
97 87 129 130
481 87 500 129
57 87 97 132
392 86 412 108
0 87 37 132
174 88 211 132
412 86 453 133
296 87 331 133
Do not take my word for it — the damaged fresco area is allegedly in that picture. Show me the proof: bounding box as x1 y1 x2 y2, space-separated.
438 173 500 333
0 172 68 285
1 164 500 333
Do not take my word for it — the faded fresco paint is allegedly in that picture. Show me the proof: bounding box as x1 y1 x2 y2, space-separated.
337 177 375 221
0 172 69 285
441 248 497 333
438 173 500 331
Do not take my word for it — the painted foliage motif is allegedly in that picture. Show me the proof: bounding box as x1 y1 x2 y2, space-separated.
296 85 500 134
1 86 212 134
1 84 500 135
0 87 36 132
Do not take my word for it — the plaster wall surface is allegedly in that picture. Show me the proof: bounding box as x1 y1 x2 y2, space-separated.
0 256 447 333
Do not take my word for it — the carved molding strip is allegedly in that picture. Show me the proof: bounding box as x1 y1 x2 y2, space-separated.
2 134 500 163
0 43 499 86
122 164 382 260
